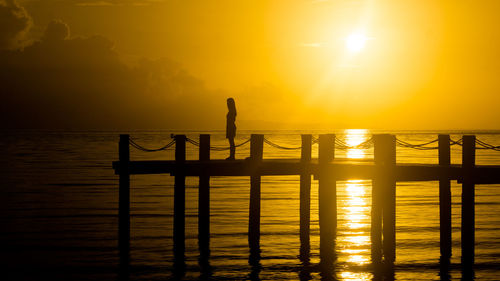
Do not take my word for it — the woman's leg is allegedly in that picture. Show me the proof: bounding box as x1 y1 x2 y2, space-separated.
228 138 235 159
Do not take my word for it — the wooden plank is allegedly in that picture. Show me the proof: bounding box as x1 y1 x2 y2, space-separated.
300 134 312 259
318 134 336 265
462 135 475 265
439 134 452 259
112 160 500 183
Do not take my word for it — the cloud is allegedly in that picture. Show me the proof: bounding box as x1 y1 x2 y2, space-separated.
0 6 226 130
75 1 115 6
42 19 70 42
0 0 32 50
74 0 166 6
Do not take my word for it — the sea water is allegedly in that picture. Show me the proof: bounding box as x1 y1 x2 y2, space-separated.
1 130 500 280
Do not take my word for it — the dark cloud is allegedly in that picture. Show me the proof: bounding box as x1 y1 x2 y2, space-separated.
0 13 225 129
42 19 70 42
0 0 33 50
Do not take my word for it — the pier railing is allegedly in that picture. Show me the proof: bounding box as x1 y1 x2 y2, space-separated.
113 133 500 269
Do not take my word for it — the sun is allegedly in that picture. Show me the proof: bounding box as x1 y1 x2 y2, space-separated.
345 32 368 53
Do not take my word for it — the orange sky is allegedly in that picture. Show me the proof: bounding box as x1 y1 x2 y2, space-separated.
2 0 500 130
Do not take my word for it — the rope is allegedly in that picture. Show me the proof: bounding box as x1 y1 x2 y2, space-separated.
129 138 176 152
335 137 373 150
186 137 251 151
395 138 439 150
395 137 500 151
475 139 500 151
128 135 500 153
263 138 302 150
234 138 252 148
450 138 463 146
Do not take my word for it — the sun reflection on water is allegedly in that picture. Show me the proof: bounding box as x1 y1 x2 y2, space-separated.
339 179 371 272
339 129 372 278
340 271 373 281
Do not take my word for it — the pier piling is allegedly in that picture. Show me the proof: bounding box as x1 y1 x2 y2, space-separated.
174 135 186 263
462 135 476 265
318 134 336 264
439 134 452 260
371 135 383 262
249 134 264 255
300 134 312 258
373 134 396 263
119 134 130 270
199 134 210 256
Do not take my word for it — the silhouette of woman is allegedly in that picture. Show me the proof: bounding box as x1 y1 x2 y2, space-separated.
226 98 237 160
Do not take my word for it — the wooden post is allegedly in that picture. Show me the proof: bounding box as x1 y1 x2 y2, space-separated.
174 135 186 263
318 134 336 265
439 134 452 260
462 135 475 265
199 134 210 257
300 134 312 258
373 134 396 263
119 134 130 271
371 135 382 263
249 134 264 254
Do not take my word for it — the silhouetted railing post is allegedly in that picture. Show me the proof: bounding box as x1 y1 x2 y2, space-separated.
462 135 475 265
174 135 186 264
249 134 264 257
373 134 396 263
318 134 336 265
300 134 312 259
199 134 210 257
119 134 130 274
439 134 452 260
371 135 382 262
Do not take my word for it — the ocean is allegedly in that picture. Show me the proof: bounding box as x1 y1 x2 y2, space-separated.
1 130 500 280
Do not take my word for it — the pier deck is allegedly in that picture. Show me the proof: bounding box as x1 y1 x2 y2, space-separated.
113 158 500 183
113 133 500 270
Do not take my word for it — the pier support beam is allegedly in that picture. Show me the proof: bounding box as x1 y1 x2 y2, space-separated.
249 134 264 258
300 134 312 260
373 134 396 263
199 134 210 257
119 134 130 274
174 135 186 264
439 134 452 260
462 135 475 265
318 134 336 265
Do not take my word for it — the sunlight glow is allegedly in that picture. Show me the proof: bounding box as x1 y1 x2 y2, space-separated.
345 129 369 159
345 32 368 53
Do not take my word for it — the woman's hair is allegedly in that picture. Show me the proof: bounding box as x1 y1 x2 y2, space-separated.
227 98 236 115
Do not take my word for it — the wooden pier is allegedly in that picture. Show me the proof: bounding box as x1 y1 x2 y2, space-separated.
113 133 500 267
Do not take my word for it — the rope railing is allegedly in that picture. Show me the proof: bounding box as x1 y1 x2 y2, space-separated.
335 137 374 150
395 138 439 150
450 138 463 146
186 137 251 151
128 135 500 153
129 138 176 152
263 137 302 150
395 137 500 152
475 139 500 151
